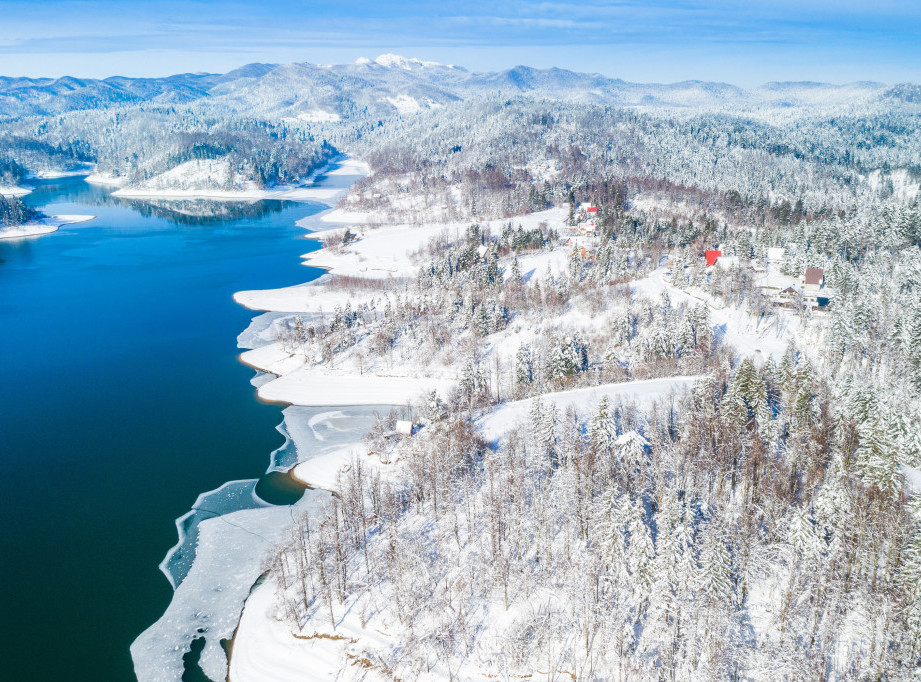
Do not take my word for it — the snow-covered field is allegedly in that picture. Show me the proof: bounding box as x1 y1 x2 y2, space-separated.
0 214 95 240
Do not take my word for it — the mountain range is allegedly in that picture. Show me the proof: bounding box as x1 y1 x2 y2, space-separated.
0 54 914 122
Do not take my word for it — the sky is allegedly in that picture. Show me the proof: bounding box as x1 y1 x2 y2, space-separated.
0 0 919 85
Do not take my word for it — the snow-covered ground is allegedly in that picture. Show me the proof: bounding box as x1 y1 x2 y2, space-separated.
27 163 95 179
110 156 367 202
477 376 703 444
241 341 454 406
225 167 815 681
633 268 800 361
85 172 126 187
230 576 357 682
0 184 32 196
0 214 95 240
229 375 701 682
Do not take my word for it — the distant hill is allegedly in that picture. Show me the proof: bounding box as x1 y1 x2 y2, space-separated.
0 54 901 120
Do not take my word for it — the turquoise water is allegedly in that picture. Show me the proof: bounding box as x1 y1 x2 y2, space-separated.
0 174 344 680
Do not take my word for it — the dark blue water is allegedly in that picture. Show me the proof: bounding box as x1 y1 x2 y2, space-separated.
0 174 343 680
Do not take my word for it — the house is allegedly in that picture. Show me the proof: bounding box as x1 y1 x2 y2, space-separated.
705 249 722 267
803 268 824 293
395 420 415 436
586 206 598 215
773 286 802 308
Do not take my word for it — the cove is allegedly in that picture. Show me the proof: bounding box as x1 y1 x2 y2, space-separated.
0 173 345 680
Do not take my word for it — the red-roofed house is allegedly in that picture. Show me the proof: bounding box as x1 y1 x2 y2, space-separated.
705 250 722 267
586 206 598 214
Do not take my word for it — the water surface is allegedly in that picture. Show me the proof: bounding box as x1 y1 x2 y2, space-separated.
0 175 336 680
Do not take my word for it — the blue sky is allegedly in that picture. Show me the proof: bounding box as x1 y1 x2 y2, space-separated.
0 1 919 84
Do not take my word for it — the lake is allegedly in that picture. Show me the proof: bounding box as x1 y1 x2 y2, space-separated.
0 172 349 680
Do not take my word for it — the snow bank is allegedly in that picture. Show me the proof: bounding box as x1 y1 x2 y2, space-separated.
291 443 369 491
85 172 127 187
0 214 95 240
234 281 382 315
230 577 358 682
323 158 370 177
28 164 94 179
0 184 32 196
256 363 453 407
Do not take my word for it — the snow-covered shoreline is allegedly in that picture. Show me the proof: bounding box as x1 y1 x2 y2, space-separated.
106 156 370 202
0 184 33 197
0 214 95 240
131 155 377 682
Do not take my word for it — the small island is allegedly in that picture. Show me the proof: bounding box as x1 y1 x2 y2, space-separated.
0 195 95 239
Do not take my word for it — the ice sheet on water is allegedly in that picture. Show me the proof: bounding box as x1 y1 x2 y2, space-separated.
282 403 393 461
250 370 276 388
236 311 290 350
133 405 394 681
161 479 269 589
132 492 331 682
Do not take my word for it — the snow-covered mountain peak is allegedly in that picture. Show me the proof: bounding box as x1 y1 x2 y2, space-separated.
373 53 441 69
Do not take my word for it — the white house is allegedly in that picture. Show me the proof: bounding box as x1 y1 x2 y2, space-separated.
803 267 824 294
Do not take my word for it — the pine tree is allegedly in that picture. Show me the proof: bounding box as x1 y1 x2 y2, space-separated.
589 396 618 456
855 416 903 498
515 343 534 391
697 528 733 606
509 255 522 285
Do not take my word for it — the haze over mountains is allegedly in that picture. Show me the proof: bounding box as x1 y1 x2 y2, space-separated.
0 54 913 120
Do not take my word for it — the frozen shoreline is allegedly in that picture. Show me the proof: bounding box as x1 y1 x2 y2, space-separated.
0 184 33 197
131 155 377 682
106 157 370 202
0 214 95 240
